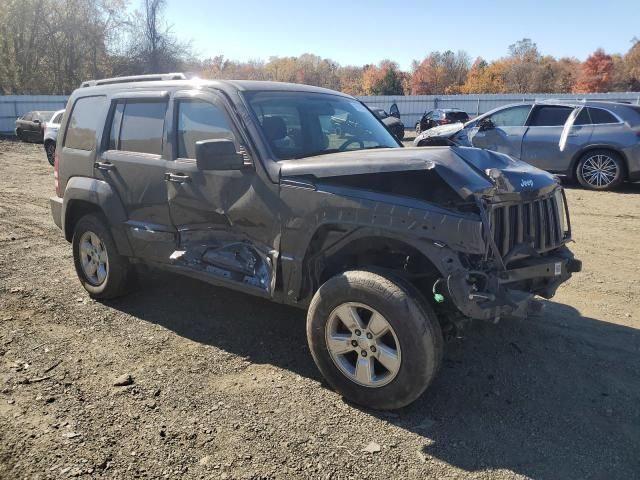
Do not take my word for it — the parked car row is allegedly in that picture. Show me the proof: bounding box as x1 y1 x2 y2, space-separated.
15 110 56 142
414 100 640 190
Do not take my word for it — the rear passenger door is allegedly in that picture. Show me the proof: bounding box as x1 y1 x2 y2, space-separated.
521 105 592 172
95 93 176 263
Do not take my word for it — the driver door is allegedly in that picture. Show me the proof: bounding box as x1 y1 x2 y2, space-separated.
164 90 281 297
470 104 532 159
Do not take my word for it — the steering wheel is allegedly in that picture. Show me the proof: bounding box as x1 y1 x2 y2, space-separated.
338 137 365 151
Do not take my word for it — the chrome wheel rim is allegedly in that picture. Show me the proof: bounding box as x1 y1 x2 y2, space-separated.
581 154 618 188
79 231 109 286
325 302 401 388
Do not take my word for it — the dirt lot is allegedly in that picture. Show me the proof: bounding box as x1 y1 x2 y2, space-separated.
0 138 639 480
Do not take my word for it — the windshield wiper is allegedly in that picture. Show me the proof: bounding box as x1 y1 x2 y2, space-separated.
362 145 393 150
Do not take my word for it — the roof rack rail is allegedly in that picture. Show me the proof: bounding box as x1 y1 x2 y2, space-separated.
80 73 187 88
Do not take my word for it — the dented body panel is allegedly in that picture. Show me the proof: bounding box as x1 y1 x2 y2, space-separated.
51 78 580 325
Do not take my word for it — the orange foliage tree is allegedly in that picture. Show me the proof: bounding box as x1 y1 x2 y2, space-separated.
574 49 614 93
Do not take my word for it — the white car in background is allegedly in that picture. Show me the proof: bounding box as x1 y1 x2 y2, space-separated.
43 109 64 165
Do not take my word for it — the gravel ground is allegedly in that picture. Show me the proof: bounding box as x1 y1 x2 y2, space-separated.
0 138 639 480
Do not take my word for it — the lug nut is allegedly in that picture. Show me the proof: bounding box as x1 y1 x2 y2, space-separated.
351 340 358 347
354 329 361 336
361 350 367 357
366 333 373 339
370 346 376 353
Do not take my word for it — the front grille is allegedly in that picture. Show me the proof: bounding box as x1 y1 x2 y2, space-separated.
489 194 565 257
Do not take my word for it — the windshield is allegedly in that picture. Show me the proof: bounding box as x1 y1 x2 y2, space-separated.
446 111 469 122
245 91 400 160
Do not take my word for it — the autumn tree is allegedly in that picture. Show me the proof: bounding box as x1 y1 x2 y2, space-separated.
460 57 507 93
410 50 470 95
361 60 404 95
504 38 540 93
574 48 614 93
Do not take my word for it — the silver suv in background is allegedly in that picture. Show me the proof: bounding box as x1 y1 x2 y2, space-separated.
43 109 65 165
415 101 640 190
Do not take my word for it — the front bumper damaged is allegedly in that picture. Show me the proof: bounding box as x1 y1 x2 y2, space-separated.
445 246 582 322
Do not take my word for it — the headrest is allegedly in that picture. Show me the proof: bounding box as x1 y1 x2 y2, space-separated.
262 115 287 141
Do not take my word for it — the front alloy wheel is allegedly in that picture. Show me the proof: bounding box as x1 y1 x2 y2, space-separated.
326 302 401 388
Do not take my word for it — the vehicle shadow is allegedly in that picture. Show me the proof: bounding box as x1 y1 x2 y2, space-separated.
560 176 640 194
105 270 640 480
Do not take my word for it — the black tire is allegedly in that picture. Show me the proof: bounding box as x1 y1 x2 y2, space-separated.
415 122 421 135
576 149 624 191
72 213 135 299
16 129 23 141
307 270 443 410
45 141 56 166
395 128 405 141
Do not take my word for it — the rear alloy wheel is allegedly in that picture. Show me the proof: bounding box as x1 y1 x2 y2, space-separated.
576 149 624 191
45 142 56 165
307 270 443 410
72 214 135 299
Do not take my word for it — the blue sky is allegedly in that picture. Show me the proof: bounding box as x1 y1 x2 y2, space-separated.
162 0 639 69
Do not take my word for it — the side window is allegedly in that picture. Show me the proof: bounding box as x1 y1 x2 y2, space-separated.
587 108 618 124
424 111 433 119
23 113 33 122
64 96 106 151
177 100 236 159
487 105 531 127
113 101 167 155
52 112 63 124
529 106 573 126
574 108 591 126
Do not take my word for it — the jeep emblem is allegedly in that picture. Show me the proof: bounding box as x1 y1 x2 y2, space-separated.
521 179 534 188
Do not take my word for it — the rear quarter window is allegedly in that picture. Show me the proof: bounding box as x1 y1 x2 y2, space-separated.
64 96 106 150
587 108 619 124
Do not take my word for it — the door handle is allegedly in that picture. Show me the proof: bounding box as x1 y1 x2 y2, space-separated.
94 161 115 171
164 172 191 184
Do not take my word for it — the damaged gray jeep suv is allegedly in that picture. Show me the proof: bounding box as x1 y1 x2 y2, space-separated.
50 74 581 409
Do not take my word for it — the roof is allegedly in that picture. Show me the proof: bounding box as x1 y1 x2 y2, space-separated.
76 74 352 99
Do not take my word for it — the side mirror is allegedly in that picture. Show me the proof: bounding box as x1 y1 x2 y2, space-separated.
33 119 41 124
195 139 244 171
478 118 494 131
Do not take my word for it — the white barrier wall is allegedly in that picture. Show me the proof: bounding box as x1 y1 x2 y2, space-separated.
2 92 640 134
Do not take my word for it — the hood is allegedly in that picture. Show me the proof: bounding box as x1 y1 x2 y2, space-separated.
279 146 558 200
414 123 464 144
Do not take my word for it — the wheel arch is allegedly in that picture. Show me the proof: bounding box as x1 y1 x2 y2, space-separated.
62 177 133 256
294 225 453 307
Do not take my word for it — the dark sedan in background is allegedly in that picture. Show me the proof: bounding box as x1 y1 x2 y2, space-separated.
415 108 469 134
15 111 56 142
369 106 405 140
414 101 640 190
